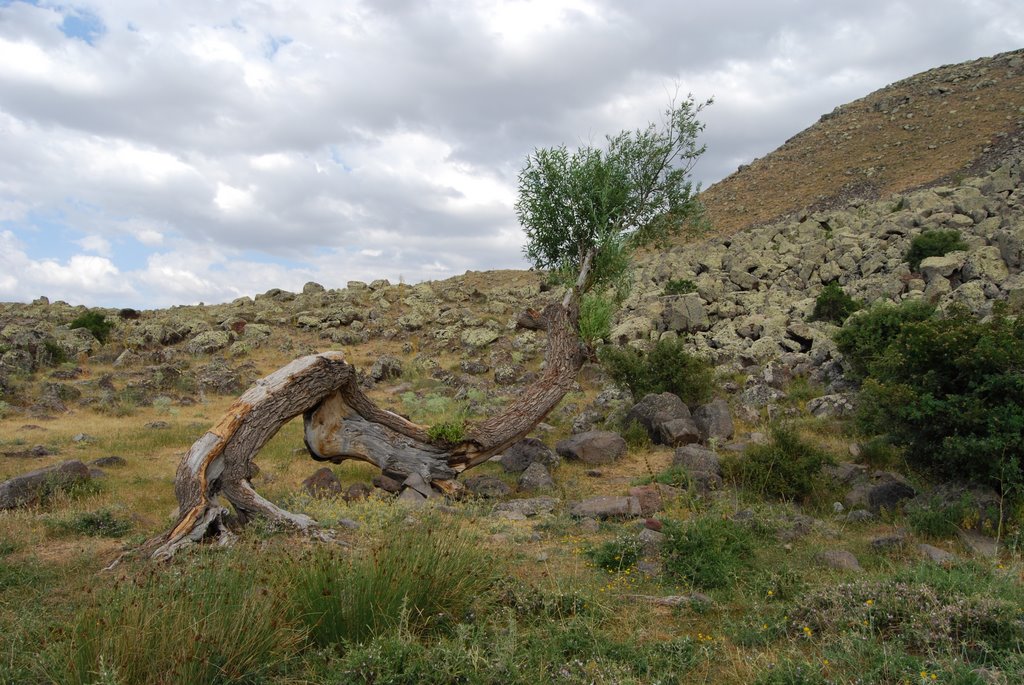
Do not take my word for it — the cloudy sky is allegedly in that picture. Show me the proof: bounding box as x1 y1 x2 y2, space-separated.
1 0 1021 308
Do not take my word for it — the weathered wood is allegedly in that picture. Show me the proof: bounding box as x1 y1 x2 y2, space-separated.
153 252 594 557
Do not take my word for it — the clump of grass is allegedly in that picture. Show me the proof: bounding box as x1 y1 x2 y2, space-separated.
585 533 643 572
663 278 697 295
46 509 134 538
53 549 303 685
620 418 652 450
661 514 756 590
294 516 496 646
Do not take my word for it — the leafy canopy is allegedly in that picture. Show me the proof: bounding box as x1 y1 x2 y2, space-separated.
516 96 711 292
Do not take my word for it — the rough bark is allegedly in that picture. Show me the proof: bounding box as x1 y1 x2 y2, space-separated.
149 252 593 558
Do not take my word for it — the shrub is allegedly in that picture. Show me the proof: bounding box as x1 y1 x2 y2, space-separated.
41 340 68 366
427 420 465 444
585 533 643 572
663 278 697 295
834 299 936 379
620 419 652 450
722 425 833 501
294 517 494 646
854 308 1024 485
578 292 614 343
808 282 859 324
599 337 714 404
68 311 114 344
905 229 968 271
662 514 755 590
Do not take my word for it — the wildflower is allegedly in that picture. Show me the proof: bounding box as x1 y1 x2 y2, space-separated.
865 599 874 606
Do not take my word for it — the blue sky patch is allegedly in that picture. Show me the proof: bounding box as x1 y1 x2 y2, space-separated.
59 6 106 45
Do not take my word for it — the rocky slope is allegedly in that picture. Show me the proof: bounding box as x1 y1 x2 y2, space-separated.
699 47 1024 237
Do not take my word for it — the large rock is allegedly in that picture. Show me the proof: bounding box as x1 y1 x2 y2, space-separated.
626 393 700 446
628 484 683 516
186 330 232 355
844 471 916 513
556 431 626 465
463 475 512 498
493 496 559 517
500 438 559 473
518 463 555 492
692 399 734 443
662 294 710 333
0 460 91 509
569 495 643 519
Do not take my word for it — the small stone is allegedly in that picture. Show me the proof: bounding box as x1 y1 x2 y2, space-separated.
464 475 513 498
816 549 862 572
92 456 127 468
373 474 403 493
578 517 600 533
569 495 642 519
644 518 662 532
344 482 372 502
918 543 957 565
302 468 342 498
518 462 555 492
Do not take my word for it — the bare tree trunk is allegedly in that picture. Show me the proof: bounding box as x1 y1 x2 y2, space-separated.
147 254 593 559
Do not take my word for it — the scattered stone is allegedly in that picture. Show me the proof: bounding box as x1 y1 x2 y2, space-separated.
500 438 559 473
302 468 342 498
845 510 876 523
518 462 555 492
369 355 403 382
373 474 402 494
578 517 600 533
569 495 642 519
816 549 863 572
344 482 372 502
556 431 626 465
628 484 682 516
693 398 735 443
2 445 55 459
672 444 722 476
918 543 957 565
870 533 907 551
844 471 916 513
626 393 700 446
806 393 855 418
91 456 126 468
397 488 427 506
71 433 95 443
464 475 513 498
144 421 170 430
644 518 663 532
585 469 603 477
638 527 665 555
493 496 559 517
402 473 435 499
0 460 91 510
957 529 999 558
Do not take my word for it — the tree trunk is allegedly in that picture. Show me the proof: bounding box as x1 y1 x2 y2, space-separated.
147 255 592 558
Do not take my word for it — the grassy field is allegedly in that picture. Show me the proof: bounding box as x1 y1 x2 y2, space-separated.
1 346 1022 685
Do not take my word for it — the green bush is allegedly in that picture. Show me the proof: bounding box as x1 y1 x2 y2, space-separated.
426 420 465 444
722 425 833 502
834 299 936 379
662 514 756 590
68 311 114 344
854 308 1024 485
578 291 615 343
808 282 859 324
905 230 969 271
663 278 697 295
294 517 494 646
599 337 714 404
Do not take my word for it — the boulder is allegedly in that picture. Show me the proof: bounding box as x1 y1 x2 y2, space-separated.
518 463 555 492
816 549 862 572
692 399 734 442
556 431 626 465
369 355 403 382
844 471 916 513
186 331 232 355
626 393 699 446
493 496 559 517
0 460 91 510
500 438 559 473
628 484 682 516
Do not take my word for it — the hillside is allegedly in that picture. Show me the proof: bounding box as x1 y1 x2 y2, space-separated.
699 47 1024 236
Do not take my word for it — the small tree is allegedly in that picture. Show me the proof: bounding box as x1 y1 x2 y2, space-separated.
517 96 711 294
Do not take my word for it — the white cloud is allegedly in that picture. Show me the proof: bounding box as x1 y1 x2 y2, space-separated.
0 0 1021 308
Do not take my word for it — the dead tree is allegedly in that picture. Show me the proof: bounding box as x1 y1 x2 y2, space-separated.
148 255 592 559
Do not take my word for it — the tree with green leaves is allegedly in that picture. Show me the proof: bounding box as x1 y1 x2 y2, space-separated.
150 100 712 557
517 95 711 294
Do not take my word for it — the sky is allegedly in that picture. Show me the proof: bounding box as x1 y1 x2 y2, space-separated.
0 1 1021 309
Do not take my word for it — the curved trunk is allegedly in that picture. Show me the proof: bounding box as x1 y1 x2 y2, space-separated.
148 253 593 559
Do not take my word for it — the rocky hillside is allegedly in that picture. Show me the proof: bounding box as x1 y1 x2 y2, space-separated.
699 47 1024 236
